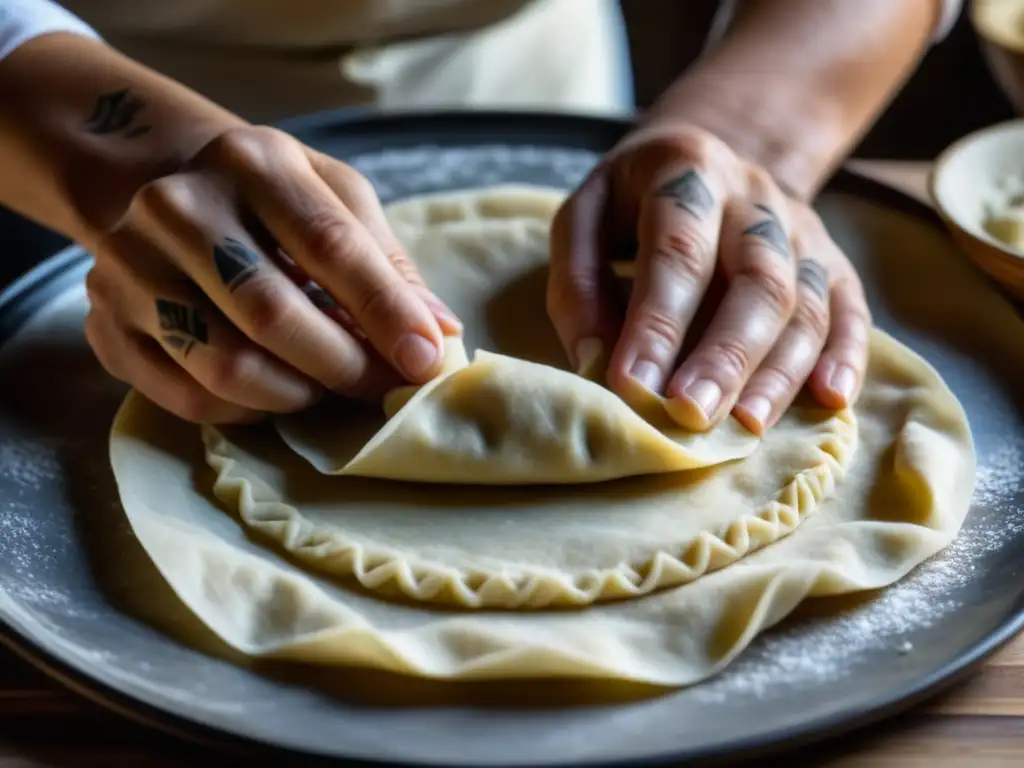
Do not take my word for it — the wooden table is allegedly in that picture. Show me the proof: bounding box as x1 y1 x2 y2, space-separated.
2 161 1023 767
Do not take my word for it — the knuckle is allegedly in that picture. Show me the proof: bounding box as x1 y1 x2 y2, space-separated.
83 311 109 357
84 268 111 308
753 364 800 398
657 130 717 161
205 350 262 396
703 335 751 383
790 297 831 341
545 283 576 329
739 262 796 316
547 266 599 318
635 307 686 352
745 166 778 196
338 164 376 198
387 249 423 286
84 312 125 379
240 283 300 341
356 280 406 323
207 125 294 171
650 229 712 284
302 213 360 266
133 175 194 222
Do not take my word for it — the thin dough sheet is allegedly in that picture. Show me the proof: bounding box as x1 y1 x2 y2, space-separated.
108 186 976 685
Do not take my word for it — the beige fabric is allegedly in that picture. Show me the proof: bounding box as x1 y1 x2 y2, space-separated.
109 186 975 685
60 0 625 122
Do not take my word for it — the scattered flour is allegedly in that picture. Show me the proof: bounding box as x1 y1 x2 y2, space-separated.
691 435 1024 702
0 438 61 491
2 146 1023 721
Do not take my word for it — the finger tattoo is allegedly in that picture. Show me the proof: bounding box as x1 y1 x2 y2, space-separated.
213 237 259 292
156 299 208 358
797 259 829 300
83 89 151 139
656 169 715 219
306 286 337 310
743 204 790 259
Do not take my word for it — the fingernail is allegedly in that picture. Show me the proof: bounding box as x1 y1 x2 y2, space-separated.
737 394 772 431
394 333 440 380
684 379 722 419
830 364 857 403
574 337 604 369
630 359 663 392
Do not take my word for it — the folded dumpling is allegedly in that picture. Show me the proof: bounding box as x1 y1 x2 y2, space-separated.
275 186 759 484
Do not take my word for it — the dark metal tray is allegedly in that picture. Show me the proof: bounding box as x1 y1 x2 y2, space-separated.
2 111 1024 767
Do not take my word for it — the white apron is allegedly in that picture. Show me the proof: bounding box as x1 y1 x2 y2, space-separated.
59 0 632 122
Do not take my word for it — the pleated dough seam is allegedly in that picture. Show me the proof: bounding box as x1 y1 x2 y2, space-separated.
202 409 857 609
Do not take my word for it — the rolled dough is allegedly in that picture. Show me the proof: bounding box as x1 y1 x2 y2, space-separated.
109 186 976 685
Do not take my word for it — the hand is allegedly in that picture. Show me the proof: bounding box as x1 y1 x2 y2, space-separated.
547 122 871 435
85 126 461 424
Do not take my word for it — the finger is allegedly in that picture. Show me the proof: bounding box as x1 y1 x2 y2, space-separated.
607 165 724 396
307 149 463 335
546 168 621 368
222 134 445 383
131 175 395 399
666 199 797 430
84 307 261 425
272 251 365 336
94 233 324 413
808 267 871 409
733 257 831 435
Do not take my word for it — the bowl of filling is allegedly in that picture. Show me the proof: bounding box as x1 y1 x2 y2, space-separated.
973 0 1024 115
930 119 1024 299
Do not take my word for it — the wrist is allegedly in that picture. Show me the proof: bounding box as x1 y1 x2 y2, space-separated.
643 71 847 201
0 34 245 244
65 108 243 242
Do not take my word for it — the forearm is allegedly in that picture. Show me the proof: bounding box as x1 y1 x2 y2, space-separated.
645 0 942 199
0 33 245 245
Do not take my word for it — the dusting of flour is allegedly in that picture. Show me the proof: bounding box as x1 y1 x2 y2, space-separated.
692 435 1024 702
2 147 1023 719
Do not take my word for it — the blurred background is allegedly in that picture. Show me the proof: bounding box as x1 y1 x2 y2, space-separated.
0 0 1016 287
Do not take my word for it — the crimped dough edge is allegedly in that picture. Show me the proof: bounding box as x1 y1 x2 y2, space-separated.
202 408 858 609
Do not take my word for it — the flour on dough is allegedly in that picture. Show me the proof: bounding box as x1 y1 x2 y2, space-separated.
109 186 976 686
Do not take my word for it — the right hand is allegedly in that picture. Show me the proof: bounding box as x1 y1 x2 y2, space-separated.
84 126 462 424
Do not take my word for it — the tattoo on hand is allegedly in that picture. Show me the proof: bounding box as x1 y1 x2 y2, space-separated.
656 169 714 219
156 299 208 358
83 89 151 138
743 204 790 258
213 237 259 292
797 259 829 300
306 287 337 310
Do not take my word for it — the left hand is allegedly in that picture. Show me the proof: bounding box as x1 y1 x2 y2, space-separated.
547 122 871 435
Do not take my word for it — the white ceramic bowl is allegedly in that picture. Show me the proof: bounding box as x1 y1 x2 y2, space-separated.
930 119 1024 299
973 0 1024 115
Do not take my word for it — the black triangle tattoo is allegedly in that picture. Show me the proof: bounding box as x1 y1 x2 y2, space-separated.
214 237 259 292
655 169 714 218
742 217 790 259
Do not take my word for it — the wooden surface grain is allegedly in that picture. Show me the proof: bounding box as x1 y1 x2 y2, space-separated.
2 161 1024 767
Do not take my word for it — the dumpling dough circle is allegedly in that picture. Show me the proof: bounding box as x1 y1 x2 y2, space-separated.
108 185 976 684
201 186 858 609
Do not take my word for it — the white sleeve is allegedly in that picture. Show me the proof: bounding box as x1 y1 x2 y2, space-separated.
0 0 100 62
